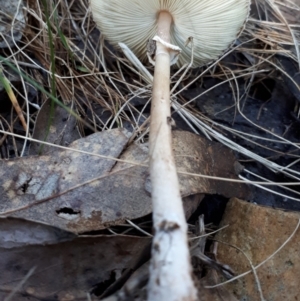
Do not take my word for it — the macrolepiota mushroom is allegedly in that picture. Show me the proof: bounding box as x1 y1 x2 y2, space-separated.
90 1 250 300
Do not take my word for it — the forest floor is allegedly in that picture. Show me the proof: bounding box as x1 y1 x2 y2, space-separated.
0 0 300 300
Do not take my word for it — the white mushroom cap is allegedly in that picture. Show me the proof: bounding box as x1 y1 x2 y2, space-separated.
90 0 250 67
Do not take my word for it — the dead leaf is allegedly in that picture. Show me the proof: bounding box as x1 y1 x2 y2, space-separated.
0 234 150 301
215 198 300 301
173 131 250 199
1 128 130 233
117 131 250 199
0 217 75 248
30 98 81 155
0 129 250 233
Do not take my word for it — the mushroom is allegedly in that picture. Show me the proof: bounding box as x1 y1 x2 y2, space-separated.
90 1 250 300
90 0 250 67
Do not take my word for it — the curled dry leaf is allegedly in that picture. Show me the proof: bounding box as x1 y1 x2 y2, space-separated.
0 129 250 233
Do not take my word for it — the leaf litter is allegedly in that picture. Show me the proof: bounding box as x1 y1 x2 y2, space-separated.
0 0 299 299
0 232 151 301
0 129 249 233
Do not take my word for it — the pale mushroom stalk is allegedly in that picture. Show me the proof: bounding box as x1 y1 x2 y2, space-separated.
90 1 250 300
148 11 197 301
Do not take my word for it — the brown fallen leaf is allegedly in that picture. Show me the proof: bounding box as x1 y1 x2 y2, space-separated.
173 131 250 199
1 128 131 233
117 130 250 199
0 129 250 233
215 198 300 301
0 233 150 301
0 217 76 248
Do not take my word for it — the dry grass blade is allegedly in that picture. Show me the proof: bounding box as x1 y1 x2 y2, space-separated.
0 66 28 131
4 266 36 301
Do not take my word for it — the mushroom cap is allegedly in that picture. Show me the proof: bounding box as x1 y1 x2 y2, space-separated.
90 0 250 68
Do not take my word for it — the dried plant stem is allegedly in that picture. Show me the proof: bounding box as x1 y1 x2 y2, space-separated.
0 67 28 132
148 11 197 301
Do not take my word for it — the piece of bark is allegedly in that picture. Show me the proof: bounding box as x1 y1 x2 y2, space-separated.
215 198 300 301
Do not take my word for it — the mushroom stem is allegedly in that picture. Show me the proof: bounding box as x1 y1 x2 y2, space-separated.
148 11 197 301
156 11 172 43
